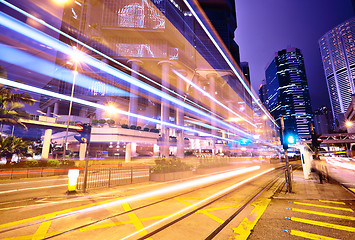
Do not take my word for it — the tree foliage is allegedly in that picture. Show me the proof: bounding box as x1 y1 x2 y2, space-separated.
0 86 35 129
0 136 32 164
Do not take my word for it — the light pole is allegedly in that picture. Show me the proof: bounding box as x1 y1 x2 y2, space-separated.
280 115 292 192
62 48 81 159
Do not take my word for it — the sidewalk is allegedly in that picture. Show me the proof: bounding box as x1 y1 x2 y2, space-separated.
247 169 355 240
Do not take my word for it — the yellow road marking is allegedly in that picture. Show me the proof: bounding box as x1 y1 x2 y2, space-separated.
31 213 56 240
290 229 340 240
318 200 345 205
291 217 355 232
294 202 354 212
0 196 124 230
231 199 271 240
175 198 226 223
122 202 152 239
292 208 355 220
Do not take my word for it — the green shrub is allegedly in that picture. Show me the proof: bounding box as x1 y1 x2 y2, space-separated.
47 160 61 167
98 119 106 124
25 159 39 167
61 160 75 166
107 119 115 125
150 157 192 174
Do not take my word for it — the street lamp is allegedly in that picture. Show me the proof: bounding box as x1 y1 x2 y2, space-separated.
346 121 352 128
62 47 82 159
52 0 69 5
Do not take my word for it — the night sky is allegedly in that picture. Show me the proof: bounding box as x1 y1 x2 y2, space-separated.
235 0 355 111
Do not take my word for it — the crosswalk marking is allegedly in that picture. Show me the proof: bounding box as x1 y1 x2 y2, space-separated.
292 208 355 220
293 202 354 212
291 217 355 232
290 229 340 240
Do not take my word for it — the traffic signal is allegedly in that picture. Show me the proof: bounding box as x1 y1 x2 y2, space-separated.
74 123 91 143
311 132 322 151
280 130 296 150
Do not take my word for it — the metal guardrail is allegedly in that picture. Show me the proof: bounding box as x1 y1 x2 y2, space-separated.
77 167 150 190
0 167 69 179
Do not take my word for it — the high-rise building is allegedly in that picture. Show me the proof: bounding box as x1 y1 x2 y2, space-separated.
240 62 250 86
313 106 331 135
265 48 313 136
319 18 355 124
258 80 268 110
197 0 240 66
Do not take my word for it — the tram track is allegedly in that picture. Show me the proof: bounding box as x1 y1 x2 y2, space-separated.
137 168 286 240
0 164 293 239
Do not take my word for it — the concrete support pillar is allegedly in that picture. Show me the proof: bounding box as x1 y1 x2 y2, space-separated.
128 59 143 126
153 144 159 156
79 107 88 118
176 69 187 158
131 142 137 157
53 102 59 116
158 60 173 158
300 145 312 179
41 129 52 159
125 143 132 162
46 107 52 117
206 72 217 155
79 143 87 160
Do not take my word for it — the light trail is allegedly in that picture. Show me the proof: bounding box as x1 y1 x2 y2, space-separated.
121 167 275 240
324 157 355 171
173 69 256 128
0 0 234 126
182 0 278 127
0 11 255 139
0 77 239 143
0 166 261 232
0 44 129 97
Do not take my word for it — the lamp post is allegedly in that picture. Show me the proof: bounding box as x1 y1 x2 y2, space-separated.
62 48 81 159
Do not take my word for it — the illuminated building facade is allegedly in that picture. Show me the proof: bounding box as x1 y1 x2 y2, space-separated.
197 0 240 66
0 0 279 159
265 48 313 136
319 18 355 124
314 106 330 135
258 81 268 110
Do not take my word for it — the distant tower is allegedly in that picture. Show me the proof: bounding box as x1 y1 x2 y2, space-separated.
319 18 355 126
258 80 268 110
314 106 331 135
197 0 240 66
265 48 313 136
240 62 251 86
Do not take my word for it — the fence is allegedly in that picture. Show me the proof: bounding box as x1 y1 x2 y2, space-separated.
0 167 69 179
77 166 150 190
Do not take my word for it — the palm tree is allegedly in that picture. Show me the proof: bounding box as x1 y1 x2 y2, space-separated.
0 86 35 133
0 136 32 164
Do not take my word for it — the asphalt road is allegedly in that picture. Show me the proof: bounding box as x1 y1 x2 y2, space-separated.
0 164 282 240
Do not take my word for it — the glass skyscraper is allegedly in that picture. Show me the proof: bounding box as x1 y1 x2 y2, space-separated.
265 48 313 136
319 18 355 124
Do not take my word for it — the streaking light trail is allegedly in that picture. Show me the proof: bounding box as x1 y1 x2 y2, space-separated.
121 167 275 240
0 77 237 143
0 0 232 125
173 69 256 128
0 10 255 139
0 166 262 234
0 44 128 97
182 0 278 127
